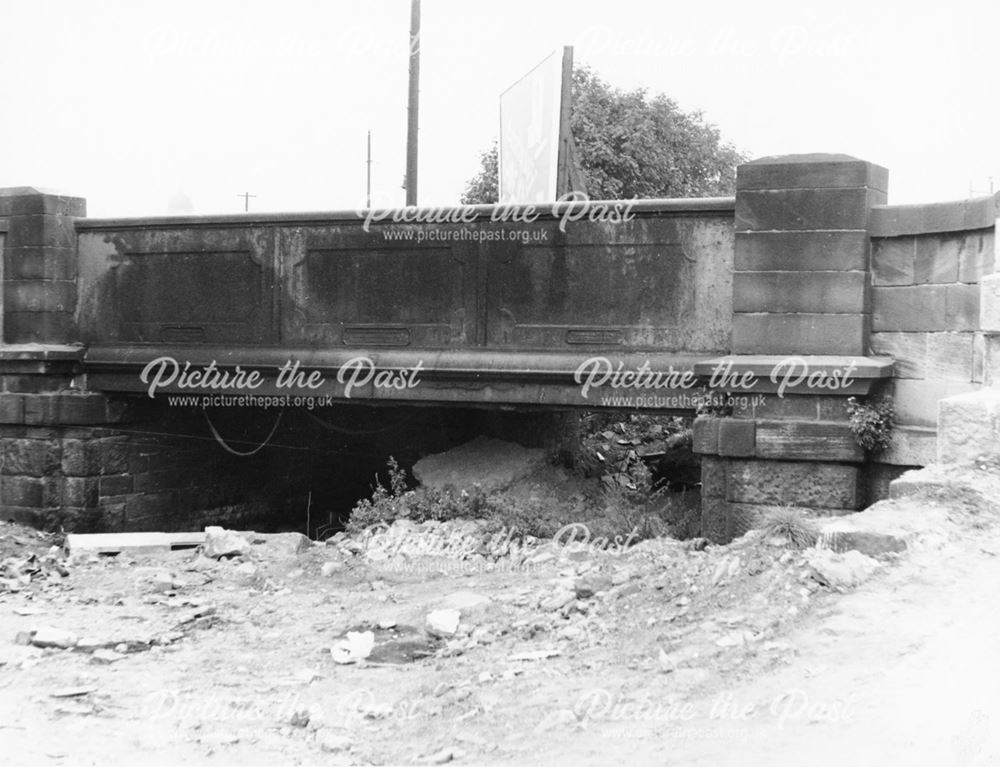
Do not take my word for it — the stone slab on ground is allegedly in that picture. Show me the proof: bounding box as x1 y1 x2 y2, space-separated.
412 436 547 493
817 504 948 557
65 532 206 555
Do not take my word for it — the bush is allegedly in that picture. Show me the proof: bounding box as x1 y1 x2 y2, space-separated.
845 395 894 453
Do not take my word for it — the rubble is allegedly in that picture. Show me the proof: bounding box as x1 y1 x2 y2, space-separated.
425 609 461 638
202 527 252 559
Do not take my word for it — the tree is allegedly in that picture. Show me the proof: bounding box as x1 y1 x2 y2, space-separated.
461 65 746 204
461 141 498 205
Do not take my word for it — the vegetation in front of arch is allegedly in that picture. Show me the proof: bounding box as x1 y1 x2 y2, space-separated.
845 395 895 453
345 450 692 544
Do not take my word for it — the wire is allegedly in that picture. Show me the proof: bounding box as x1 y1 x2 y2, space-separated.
203 408 284 456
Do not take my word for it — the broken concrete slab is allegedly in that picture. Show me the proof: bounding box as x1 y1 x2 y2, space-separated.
66 532 206 556
412 436 547 493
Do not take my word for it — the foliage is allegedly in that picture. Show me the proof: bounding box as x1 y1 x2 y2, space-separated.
345 455 688 543
845 395 894 453
459 140 498 205
761 507 819 550
461 65 747 204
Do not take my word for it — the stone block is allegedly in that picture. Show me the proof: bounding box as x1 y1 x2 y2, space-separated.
1 476 44 507
872 286 946 331
871 197 996 237
732 313 868 355
734 231 868 271
733 271 867 314
754 420 863 462
878 425 937 467
726 459 862 509
751 394 819 420
4 310 76 343
956 229 995 283
924 332 974 381
0 190 86 217
700 497 728 544
735 187 872 231
1 438 60 476
5 246 78 281
699 456 728 498
99 474 134 497
727 503 764 540
870 332 925 378
945 284 980 331
893 378 980 428
871 238 915 286
0 393 26 424
3 281 77 313
937 389 1000 464
63 477 99 507
4 214 73 248
718 419 755 457
56 393 113 424
737 155 888 192
914 233 961 284
982 274 1000 333
692 417 720 455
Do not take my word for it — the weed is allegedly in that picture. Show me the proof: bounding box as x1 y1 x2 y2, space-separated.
761 507 819 550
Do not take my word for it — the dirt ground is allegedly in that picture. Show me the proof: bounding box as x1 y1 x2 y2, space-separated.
3 466 1000 766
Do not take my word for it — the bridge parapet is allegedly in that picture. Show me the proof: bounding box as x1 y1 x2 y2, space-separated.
0 152 997 536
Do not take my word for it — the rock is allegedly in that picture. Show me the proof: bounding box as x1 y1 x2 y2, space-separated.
412 436 546 494
573 575 613 599
234 562 257 577
610 568 634 586
330 631 375 664
715 629 756 647
418 747 464 765
30 627 78 649
149 572 180 592
203 527 251 559
806 549 880 590
321 561 343 577
820 530 906 557
540 589 575 612
290 710 310 728
425 609 461 638
90 649 124 665
317 732 352 753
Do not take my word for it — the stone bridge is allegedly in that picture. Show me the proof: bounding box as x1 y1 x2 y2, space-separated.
0 153 997 538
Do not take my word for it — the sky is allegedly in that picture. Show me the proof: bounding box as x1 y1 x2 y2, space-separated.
2 0 998 218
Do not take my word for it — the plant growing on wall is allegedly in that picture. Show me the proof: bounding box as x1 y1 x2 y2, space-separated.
845 395 894 453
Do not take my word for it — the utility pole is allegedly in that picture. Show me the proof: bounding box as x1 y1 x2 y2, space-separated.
405 0 420 206
366 131 372 209
237 192 256 212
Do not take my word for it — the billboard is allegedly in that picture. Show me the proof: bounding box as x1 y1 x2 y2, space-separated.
498 47 573 204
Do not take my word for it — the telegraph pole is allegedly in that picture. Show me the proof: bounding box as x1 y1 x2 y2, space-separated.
404 0 420 206
237 192 256 212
